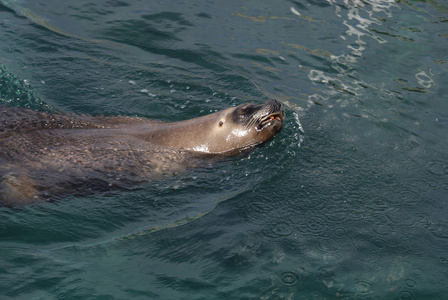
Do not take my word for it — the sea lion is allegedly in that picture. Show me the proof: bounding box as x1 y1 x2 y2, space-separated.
0 99 283 206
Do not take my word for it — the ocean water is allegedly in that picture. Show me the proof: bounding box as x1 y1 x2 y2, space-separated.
1 0 448 299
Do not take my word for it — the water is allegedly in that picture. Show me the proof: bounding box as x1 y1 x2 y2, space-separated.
1 0 448 298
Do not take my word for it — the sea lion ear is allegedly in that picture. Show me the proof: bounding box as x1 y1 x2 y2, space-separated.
218 120 224 127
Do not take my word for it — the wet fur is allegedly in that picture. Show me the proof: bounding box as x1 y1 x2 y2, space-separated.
0 107 195 205
0 101 283 206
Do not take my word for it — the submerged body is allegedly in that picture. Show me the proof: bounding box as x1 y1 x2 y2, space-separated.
0 99 283 205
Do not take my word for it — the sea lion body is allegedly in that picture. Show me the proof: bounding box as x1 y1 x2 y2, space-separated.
0 99 283 205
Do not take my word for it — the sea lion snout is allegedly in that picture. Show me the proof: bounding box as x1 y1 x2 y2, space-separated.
258 99 284 127
265 98 283 113
252 99 284 133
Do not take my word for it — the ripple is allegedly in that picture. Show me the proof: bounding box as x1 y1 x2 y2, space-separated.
316 238 342 254
372 222 394 236
411 268 424 278
316 265 336 281
355 280 374 296
352 235 385 253
321 202 350 223
417 178 439 191
420 230 448 252
431 222 448 239
395 189 422 208
261 219 295 239
333 227 347 239
381 232 411 253
243 198 276 223
405 278 417 289
399 290 415 300
426 161 448 176
280 271 302 286
297 215 326 235
386 211 416 227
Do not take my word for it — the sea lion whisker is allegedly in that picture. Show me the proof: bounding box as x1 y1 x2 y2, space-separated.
245 116 259 129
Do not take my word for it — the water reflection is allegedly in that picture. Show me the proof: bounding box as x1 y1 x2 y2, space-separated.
306 0 400 105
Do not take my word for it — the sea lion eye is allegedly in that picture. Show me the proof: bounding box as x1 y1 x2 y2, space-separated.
219 121 224 127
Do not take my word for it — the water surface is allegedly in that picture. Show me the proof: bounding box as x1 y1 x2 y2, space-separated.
1 0 448 298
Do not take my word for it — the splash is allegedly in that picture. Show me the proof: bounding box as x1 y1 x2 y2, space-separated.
292 112 305 148
0 64 53 111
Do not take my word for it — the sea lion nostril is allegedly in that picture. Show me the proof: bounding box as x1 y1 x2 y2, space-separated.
266 99 282 111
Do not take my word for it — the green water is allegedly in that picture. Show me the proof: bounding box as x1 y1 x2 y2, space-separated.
1 0 448 299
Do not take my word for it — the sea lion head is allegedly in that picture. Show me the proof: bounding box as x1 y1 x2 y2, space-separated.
185 98 284 154
141 99 284 155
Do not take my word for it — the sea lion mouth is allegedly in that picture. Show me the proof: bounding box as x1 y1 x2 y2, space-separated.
232 99 284 132
257 112 284 131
